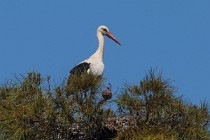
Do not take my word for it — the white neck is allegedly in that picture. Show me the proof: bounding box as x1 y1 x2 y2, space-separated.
91 31 104 61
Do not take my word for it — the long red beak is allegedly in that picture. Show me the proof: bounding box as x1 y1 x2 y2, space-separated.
106 32 121 46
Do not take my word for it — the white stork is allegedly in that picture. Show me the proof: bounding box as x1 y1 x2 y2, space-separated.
70 25 121 77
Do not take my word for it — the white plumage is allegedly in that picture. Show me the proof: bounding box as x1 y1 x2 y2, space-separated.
70 25 121 77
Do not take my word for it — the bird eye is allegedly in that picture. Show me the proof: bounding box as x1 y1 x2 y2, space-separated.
103 28 108 32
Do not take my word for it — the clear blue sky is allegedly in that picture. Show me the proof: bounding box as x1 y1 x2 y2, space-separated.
0 1 209 104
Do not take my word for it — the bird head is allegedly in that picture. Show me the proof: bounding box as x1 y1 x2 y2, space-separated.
97 25 121 46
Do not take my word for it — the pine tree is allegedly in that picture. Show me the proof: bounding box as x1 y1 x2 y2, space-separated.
0 69 209 140
115 69 210 139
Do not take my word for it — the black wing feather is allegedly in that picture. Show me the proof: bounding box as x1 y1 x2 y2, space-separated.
70 62 91 75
